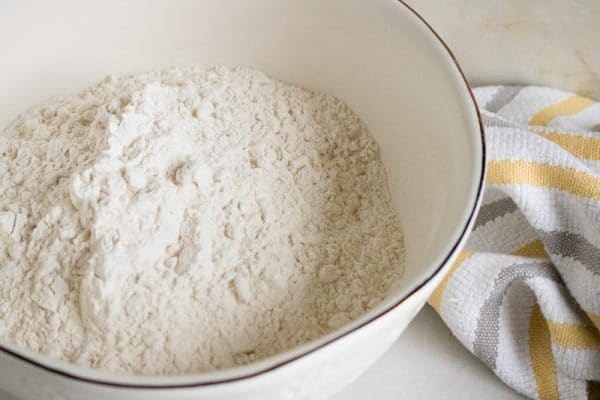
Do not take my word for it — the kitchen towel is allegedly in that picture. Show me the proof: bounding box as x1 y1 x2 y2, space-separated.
430 86 600 400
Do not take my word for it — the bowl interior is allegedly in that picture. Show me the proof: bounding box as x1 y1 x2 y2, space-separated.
0 0 482 384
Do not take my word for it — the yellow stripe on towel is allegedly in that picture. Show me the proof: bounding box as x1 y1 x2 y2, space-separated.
487 160 600 201
537 131 600 161
529 95 594 127
429 251 473 312
529 303 560 400
548 321 600 350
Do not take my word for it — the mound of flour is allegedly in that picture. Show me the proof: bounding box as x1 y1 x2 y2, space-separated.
0 66 404 375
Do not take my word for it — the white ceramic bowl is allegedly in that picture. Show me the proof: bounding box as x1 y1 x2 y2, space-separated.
0 1 484 399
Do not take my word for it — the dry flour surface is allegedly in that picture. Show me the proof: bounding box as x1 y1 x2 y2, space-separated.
0 67 404 376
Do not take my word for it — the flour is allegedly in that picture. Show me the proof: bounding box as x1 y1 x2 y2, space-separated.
0 66 405 375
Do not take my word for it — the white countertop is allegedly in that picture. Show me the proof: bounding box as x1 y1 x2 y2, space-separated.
403 0 600 99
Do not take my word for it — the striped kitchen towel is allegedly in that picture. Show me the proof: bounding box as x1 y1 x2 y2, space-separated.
430 86 600 400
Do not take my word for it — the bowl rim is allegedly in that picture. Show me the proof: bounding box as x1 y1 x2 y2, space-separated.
0 0 486 389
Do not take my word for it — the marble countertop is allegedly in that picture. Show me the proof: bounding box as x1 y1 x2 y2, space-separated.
405 0 600 99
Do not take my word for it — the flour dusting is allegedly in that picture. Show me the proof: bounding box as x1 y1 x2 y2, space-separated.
0 66 404 375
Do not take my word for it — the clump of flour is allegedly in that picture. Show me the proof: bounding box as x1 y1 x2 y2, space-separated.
0 66 404 375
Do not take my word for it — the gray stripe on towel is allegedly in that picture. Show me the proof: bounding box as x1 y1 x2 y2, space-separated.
474 197 519 230
473 262 559 369
485 86 523 113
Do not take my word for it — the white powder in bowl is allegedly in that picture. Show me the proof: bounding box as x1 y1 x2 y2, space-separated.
0 66 405 375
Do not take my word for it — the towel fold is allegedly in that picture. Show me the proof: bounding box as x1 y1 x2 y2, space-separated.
430 86 600 400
